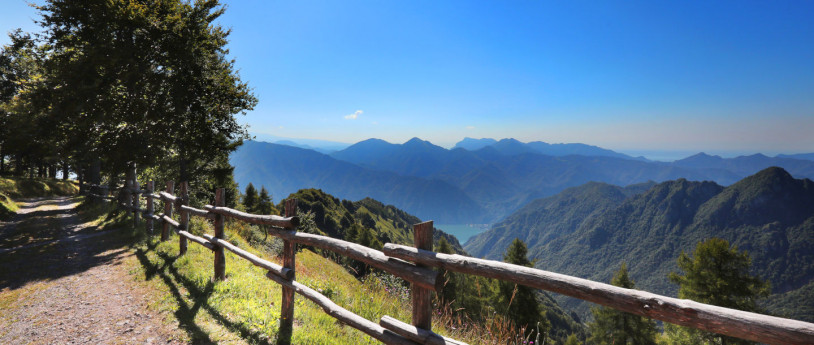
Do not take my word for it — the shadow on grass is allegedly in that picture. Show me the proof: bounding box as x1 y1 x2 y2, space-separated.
134 240 278 345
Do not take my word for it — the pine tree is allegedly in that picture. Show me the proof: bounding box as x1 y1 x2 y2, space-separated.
588 263 657 345
666 238 770 345
257 186 272 215
498 238 544 332
243 183 258 213
435 237 457 306
564 333 581 345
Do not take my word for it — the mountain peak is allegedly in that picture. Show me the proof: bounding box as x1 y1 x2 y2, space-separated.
453 137 497 151
404 137 428 145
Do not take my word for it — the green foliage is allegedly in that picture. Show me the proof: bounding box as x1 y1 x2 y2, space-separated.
2 0 256 201
243 183 257 213
496 239 546 333
257 186 272 215
468 168 814 322
666 238 770 345
564 333 581 345
588 263 657 345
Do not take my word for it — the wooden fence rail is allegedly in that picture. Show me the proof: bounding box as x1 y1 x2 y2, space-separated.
84 178 814 345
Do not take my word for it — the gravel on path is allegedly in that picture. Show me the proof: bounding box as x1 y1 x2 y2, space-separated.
0 197 185 345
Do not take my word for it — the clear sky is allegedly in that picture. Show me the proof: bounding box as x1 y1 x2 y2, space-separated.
2 0 813 156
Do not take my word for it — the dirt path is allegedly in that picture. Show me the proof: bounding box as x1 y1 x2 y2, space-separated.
0 197 184 344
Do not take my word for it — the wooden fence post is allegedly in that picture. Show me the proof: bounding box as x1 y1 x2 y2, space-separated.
131 164 140 227
412 221 434 331
161 181 174 241
213 188 226 281
178 182 189 255
146 181 154 234
278 198 298 345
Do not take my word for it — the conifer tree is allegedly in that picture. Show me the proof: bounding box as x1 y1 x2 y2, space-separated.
243 183 258 213
588 263 657 345
666 238 770 345
564 333 581 345
436 237 458 306
498 238 545 332
257 186 272 215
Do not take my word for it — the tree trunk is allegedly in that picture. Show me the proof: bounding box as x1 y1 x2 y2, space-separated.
15 154 23 176
179 145 188 183
0 143 5 175
49 164 57 179
62 161 69 180
89 158 101 185
78 166 84 193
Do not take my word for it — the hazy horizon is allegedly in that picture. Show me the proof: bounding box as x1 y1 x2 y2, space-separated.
250 132 811 162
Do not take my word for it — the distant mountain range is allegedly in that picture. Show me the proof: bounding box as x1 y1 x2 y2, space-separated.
251 133 350 154
231 138 814 224
453 137 647 161
465 167 814 322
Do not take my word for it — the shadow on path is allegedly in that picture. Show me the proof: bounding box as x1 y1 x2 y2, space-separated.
0 197 134 291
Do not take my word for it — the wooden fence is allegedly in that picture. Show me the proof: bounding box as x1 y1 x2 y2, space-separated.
85 175 814 345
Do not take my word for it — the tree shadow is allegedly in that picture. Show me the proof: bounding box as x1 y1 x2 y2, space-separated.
0 222 135 291
134 241 278 345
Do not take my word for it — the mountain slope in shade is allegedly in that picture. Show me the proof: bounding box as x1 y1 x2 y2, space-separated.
231 141 486 223
465 181 655 257
280 188 466 254
466 167 814 321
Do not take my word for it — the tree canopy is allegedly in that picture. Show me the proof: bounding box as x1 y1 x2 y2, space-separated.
666 238 770 345
588 263 657 345
1 0 255 190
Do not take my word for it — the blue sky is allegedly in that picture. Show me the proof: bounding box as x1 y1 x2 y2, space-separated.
2 1 813 157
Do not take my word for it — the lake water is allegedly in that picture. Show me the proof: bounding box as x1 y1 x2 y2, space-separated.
435 224 490 245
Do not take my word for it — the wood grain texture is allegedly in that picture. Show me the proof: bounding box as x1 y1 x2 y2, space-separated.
180 205 215 220
264 227 439 291
178 231 214 250
146 181 154 234
213 188 226 281
203 205 299 229
161 215 180 229
178 182 189 255
202 234 292 279
278 199 298 345
411 221 433 330
161 182 174 241
382 244 814 345
265 272 421 345
380 316 469 345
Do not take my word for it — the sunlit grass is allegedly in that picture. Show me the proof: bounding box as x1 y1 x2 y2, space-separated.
70 196 524 344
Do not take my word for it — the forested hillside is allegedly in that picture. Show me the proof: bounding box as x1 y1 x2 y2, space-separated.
466 167 814 321
279 188 466 253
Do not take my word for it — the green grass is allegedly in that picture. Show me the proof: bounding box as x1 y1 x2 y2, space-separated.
64 195 532 344
126 216 425 344
0 176 79 221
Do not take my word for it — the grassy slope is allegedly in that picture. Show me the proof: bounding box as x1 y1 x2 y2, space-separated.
117 211 493 344
0 177 79 220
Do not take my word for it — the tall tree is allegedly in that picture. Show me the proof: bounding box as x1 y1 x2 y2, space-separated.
497 238 545 332
435 237 458 306
257 186 272 215
588 263 657 345
36 0 256 182
243 183 258 213
666 238 770 345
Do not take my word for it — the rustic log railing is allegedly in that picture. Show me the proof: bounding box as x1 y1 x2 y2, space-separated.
84 176 814 345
